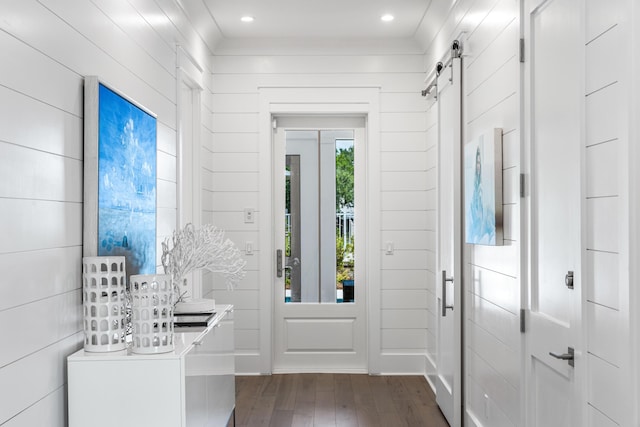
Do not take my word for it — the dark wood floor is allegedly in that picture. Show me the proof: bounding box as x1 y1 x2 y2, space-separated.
234 374 450 427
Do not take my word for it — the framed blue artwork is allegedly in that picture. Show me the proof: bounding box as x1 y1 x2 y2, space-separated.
84 77 157 275
464 128 503 246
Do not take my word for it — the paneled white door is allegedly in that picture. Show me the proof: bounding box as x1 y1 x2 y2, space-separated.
525 0 583 425
272 120 367 372
436 56 463 427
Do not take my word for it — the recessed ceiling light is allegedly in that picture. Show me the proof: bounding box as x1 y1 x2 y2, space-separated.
241 16 254 23
381 14 394 22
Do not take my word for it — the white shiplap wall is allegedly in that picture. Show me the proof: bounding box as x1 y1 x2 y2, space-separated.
420 0 521 425
206 49 431 373
0 1 214 425
584 0 629 425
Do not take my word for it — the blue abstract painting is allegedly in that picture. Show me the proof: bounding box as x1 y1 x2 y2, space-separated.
97 83 157 275
464 129 503 246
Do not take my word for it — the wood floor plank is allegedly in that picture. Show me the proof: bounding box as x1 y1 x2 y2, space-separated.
235 374 449 427
314 390 336 426
275 373 298 410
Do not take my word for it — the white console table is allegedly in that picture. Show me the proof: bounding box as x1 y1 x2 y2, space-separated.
68 305 235 427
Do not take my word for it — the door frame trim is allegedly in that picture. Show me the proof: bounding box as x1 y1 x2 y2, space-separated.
257 86 381 374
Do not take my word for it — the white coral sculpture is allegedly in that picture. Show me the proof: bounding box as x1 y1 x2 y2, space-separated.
161 223 246 296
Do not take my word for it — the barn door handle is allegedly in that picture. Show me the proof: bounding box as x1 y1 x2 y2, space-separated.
441 270 454 317
549 347 574 367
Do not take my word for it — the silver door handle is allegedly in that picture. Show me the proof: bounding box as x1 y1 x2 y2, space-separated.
276 249 283 278
549 347 574 367
441 270 454 317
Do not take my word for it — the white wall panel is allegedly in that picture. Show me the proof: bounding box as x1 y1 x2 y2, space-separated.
502 204 519 242
380 93 427 112
381 191 429 211
210 172 259 192
381 290 428 309
235 330 260 350
586 83 620 147
586 0 623 41
466 58 518 124
381 269 429 290
471 243 519 279
212 72 426 94
466 94 518 141
381 310 428 329
586 141 619 198
381 251 428 270
381 231 429 250
588 354 621 424
91 0 177 76
213 55 424 74
587 404 619 427
211 191 260 211
587 302 621 367
380 112 427 132
467 320 519 390
2 387 66 427
502 167 519 205
212 133 259 153
585 26 622 94
0 199 81 253
380 171 429 192
381 151 427 171
0 29 82 116
0 333 82 425
0 247 81 312
467 349 519 426
0 142 82 202
586 197 619 253
211 211 259 231
381 211 428 231
468 293 519 351
381 329 427 350
212 93 259 113
469 266 519 315
586 250 619 310
232 309 261 330
0 291 81 368
466 20 518 94
0 86 82 159
380 131 428 152
212 113 259 133
211 152 259 172
502 130 519 169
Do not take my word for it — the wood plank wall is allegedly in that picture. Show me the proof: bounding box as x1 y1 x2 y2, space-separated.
584 0 628 425
206 51 431 373
0 1 214 424
421 0 522 425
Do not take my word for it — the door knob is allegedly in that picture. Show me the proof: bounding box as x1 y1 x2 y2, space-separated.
565 271 574 289
549 347 574 367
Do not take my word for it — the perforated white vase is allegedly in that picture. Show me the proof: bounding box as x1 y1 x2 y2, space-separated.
82 256 127 352
130 274 174 354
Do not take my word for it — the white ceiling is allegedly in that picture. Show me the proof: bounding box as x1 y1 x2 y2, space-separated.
180 0 446 53
200 0 430 39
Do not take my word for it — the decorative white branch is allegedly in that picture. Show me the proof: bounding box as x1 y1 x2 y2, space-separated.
161 223 246 291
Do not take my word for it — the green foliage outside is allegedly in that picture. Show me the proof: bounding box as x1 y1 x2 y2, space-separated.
336 146 354 210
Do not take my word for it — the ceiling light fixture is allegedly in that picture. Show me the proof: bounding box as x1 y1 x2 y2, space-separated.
241 16 254 23
381 14 394 22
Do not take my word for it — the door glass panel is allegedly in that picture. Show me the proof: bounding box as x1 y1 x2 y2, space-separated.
284 131 355 303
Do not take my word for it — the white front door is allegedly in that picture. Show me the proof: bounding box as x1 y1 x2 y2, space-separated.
436 56 463 427
272 120 367 372
525 0 583 425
